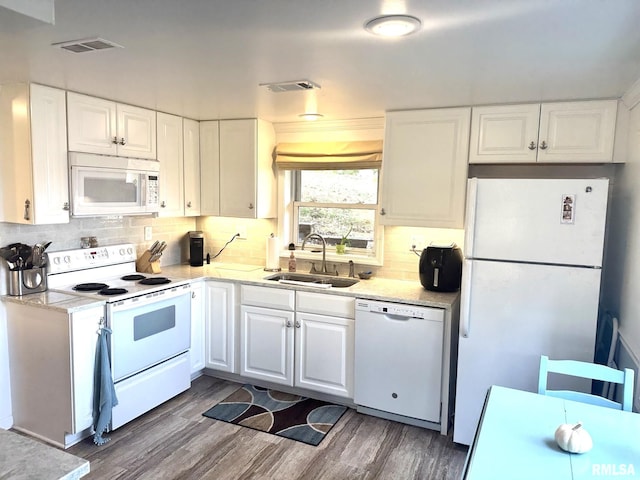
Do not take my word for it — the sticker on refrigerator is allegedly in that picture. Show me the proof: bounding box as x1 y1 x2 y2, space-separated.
561 194 575 224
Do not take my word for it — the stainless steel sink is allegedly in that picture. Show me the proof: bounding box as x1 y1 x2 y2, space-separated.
265 273 359 288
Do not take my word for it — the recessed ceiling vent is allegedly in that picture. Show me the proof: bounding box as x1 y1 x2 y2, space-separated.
260 80 321 93
51 37 123 53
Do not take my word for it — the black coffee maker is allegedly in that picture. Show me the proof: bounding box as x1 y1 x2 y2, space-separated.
189 231 204 267
419 243 463 292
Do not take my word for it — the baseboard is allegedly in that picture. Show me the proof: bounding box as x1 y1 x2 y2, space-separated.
0 415 13 430
616 331 640 412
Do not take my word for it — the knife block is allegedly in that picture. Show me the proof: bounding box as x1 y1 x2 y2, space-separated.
136 251 161 274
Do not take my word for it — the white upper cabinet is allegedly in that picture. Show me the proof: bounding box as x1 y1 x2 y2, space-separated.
156 112 184 217
200 120 221 216
219 119 276 219
0 84 69 224
183 118 201 216
380 108 471 229
469 100 618 164
67 92 156 159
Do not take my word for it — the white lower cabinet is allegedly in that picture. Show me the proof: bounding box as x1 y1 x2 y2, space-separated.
190 281 205 375
239 286 355 398
205 280 237 373
6 303 103 448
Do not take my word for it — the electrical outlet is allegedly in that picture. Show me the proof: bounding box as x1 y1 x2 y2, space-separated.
144 226 152 241
410 235 425 252
236 225 247 240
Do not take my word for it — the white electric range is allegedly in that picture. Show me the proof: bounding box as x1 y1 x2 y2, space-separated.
47 243 192 430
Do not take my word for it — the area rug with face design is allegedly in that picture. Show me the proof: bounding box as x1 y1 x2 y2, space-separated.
202 384 348 446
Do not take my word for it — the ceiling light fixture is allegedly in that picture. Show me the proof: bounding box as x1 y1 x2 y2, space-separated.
298 113 324 121
364 14 421 37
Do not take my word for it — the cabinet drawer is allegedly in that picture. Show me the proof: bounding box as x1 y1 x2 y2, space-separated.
296 291 355 319
241 285 295 310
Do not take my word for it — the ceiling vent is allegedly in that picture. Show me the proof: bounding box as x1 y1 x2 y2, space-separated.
51 37 123 53
260 80 321 93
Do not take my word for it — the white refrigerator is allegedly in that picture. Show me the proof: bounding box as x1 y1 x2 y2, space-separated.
453 177 609 446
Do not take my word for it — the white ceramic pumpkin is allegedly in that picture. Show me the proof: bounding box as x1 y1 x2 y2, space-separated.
555 422 593 453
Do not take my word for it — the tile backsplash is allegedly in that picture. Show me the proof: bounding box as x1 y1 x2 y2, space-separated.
1 215 464 294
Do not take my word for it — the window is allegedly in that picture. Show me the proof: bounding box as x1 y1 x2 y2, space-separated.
293 169 379 254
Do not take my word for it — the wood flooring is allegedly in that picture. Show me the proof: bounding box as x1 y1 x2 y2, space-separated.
69 375 468 479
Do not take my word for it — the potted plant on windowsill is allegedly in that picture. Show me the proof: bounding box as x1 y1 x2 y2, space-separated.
336 226 352 254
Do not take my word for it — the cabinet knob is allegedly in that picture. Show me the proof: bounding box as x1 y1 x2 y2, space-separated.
248 203 254 210
63 202 70 211
528 141 537 150
186 201 192 208
160 201 166 208
112 136 118 145
24 199 31 221
380 208 386 216
119 137 126 146
192 291 196 299
295 320 301 329
539 141 548 150
286 320 293 328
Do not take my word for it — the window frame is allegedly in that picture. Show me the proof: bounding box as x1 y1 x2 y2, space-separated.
278 169 385 267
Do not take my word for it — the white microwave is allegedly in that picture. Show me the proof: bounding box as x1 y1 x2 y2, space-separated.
69 152 160 217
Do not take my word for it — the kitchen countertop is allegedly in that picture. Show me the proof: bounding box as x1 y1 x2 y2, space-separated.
1 290 105 313
0 429 89 479
161 262 460 309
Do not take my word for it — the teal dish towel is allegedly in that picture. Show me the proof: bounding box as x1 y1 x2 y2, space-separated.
92 327 118 445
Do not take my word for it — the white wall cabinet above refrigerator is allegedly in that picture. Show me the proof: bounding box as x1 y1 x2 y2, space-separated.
469 100 618 164
380 107 471 229
0 84 70 224
67 92 157 159
200 119 276 218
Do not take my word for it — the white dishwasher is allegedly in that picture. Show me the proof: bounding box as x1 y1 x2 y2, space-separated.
354 299 444 424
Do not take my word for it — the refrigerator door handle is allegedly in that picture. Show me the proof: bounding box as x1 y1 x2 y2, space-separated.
460 259 473 338
464 178 478 258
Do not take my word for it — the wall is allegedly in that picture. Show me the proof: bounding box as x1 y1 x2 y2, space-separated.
196 216 463 281
602 92 640 404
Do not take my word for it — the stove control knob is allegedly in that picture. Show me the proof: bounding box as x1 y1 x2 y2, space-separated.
119 248 125 255
64 255 71 263
53 257 61 265
127 247 133 255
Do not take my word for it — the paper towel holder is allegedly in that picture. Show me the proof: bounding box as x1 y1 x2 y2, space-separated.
264 233 282 272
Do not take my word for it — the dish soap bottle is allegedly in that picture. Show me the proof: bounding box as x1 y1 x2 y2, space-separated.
288 243 297 272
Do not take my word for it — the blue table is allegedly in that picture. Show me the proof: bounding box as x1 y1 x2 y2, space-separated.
463 385 640 479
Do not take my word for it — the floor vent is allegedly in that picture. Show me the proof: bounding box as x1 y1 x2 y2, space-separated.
260 80 321 93
52 37 123 53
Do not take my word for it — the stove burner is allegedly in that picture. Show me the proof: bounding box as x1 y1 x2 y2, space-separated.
99 287 128 296
139 277 171 285
74 282 109 292
122 274 146 281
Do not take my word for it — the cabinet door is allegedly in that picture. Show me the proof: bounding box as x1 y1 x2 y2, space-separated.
537 100 617 163
205 281 237 373
200 120 220 216
67 92 117 155
219 119 257 218
295 312 354 398
190 282 205 375
70 307 103 433
240 305 294 386
116 103 157 159
380 108 470 228
469 104 540 164
157 112 184 217
183 118 201 216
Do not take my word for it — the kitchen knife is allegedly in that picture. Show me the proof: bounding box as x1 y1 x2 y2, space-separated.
149 240 160 254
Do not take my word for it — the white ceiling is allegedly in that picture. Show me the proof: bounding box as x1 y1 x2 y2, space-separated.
2 0 640 123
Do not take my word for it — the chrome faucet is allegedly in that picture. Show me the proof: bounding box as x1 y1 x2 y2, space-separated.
301 233 329 275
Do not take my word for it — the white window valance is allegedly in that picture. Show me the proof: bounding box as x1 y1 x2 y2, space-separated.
274 140 383 170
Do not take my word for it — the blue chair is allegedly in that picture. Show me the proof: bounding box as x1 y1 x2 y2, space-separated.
538 355 635 412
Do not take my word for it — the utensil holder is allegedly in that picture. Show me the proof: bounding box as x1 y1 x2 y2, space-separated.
136 251 161 274
8 267 48 296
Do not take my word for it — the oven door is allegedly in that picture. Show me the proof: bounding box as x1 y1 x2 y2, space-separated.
109 286 191 382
